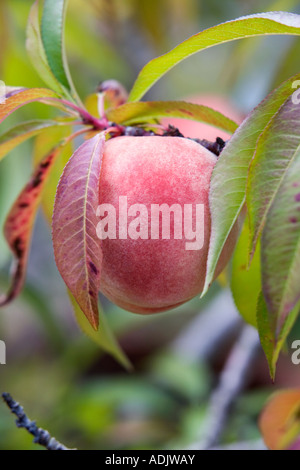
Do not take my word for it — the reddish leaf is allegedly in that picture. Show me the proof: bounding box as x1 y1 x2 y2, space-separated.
0 88 62 125
0 145 63 306
2 87 25 99
98 79 128 111
259 389 300 450
52 133 105 330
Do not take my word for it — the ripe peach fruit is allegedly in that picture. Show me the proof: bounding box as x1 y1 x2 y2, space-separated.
163 94 243 141
98 135 238 314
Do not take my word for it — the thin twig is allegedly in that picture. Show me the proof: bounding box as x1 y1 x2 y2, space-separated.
2 393 74 450
195 325 261 450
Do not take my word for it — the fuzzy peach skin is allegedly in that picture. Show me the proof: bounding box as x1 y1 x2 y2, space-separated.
98 136 238 314
163 94 244 141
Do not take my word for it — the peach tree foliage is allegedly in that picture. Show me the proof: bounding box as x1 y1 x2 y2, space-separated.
0 0 300 385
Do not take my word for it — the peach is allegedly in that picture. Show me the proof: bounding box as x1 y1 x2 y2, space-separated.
98 136 237 314
163 94 243 141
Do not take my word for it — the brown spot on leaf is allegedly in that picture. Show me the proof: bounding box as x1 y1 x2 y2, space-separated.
13 237 23 258
30 155 54 189
31 171 43 188
89 261 99 275
179 108 193 116
290 217 297 224
295 193 300 202
40 160 51 169
1 145 61 307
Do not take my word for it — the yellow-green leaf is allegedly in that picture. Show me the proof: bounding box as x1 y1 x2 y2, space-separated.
33 125 73 224
129 12 300 102
231 219 261 327
107 100 238 134
68 291 131 370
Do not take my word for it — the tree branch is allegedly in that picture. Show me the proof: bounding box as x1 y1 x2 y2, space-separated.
195 324 261 449
2 393 74 450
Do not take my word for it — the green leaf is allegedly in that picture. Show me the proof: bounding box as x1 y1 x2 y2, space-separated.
202 73 300 297
128 12 300 102
41 0 80 103
261 146 300 333
68 291 132 370
0 120 66 163
220 0 300 88
257 292 300 380
107 101 239 134
231 219 261 327
247 95 300 256
26 0 66 96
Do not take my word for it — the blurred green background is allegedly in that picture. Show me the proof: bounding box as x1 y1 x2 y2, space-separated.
1 0 300 450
